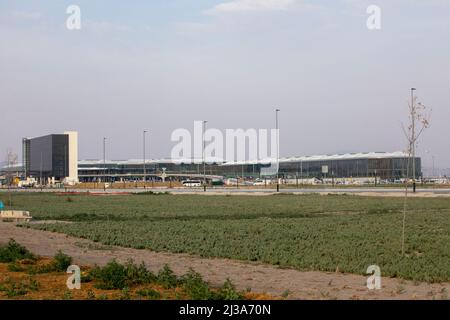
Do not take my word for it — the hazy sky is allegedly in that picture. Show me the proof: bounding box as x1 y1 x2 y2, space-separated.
0 0 449 168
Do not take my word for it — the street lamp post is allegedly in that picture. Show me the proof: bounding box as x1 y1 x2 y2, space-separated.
275 109 280 192
143 130 148 188
202 120 207 192
103 137 107 191
425 150 436 180
432 155 436 178
411 88 417 193
300 159 303 187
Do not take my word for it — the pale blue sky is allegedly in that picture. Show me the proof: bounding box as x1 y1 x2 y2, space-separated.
0 0 449 169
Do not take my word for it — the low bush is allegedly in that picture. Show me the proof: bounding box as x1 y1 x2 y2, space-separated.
85 259 243 300
181 269 214 300
124 260 156 285
90 260 127 290
0 277 40 297
53 251 73 271
31 251 73 274
5 282 29 298
136 288 161 299
157 264 179 289
7 263 25 272
0 239 36 263
217 279 244 300
89 259 155 290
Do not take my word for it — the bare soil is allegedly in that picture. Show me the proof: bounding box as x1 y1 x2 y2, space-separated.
0 222 448 300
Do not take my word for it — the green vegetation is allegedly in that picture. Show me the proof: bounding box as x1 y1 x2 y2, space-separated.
88 259 243 300
0 276 40 298
157 264 179 289
11 192 450 221
7 262 25 272
53 251 73 271
136 288 161 299
90 260 154 290
0 244 244 300
0 239 36 263
7 192 450 282
27 251 73 274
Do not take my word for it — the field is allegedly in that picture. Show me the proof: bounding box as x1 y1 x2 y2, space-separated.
2 192 450 283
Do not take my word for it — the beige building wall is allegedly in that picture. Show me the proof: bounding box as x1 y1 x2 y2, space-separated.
64 131 78 183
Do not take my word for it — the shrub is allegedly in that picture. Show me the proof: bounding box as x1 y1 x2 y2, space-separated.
0 239 36 263
53 251 73 271
5 282 28 298
119 287 131 300
217 279 244 300
157 264 179 289
31 251 73 274
91 260 127 290
136 288 161 299
90 259 155 290
181 269 214 300
81 273 93 283
0 277 39 297
28 277 40 291
63 290 73 300
125 260 155 285
7 262 25 272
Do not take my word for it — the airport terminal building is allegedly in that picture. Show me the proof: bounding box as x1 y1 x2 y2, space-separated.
2 136 420 185
77 152 421 183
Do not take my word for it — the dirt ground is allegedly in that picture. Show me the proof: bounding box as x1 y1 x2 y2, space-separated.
0 222 448 300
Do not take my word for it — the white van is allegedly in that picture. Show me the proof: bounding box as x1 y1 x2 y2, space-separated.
182 180 202 187
253 178 266 186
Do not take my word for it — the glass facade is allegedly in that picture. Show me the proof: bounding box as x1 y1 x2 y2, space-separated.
276 157 421 180
78 155 421 182
23 134 69 180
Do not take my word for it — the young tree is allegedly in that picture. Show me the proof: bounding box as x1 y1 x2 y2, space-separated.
401 88 431 255
4 149 18 208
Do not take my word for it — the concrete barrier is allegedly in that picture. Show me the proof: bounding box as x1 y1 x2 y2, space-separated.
0 210 32 222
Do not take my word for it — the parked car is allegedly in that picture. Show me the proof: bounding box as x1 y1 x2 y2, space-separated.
253 178 266 186
182 180 202 187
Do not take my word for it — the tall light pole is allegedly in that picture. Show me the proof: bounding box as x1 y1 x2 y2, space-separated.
425 150 436 179
432 155 436 178
202 120 207 192
410 88 417 193
275 109 280 192
143 130 148 187
103 137 107 191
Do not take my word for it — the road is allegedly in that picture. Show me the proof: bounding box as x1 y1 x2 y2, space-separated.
2 186 450 196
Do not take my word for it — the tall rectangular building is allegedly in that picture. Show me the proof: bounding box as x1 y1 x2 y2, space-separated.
22 132 78 183
64 131 79 183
